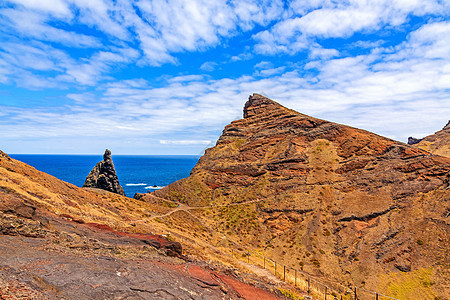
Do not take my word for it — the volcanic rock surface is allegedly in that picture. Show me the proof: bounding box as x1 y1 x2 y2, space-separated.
410 120 450 158
155 94 450 299
83 149 125 195
0 150 286 299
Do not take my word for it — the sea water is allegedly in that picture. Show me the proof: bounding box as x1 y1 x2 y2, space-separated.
10 154 199 197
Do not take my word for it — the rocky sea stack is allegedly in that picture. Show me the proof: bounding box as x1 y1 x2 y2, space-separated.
83 149 125 195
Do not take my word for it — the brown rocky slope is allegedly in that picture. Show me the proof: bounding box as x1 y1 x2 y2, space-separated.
153 94 450 299
410 121 450 158
0 149 287 299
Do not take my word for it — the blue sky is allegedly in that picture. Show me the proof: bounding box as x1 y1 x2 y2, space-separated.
1 0 449 155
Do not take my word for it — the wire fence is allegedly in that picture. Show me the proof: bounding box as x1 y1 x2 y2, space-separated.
229 246 398 300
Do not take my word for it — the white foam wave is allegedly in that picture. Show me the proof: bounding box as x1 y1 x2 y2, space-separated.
125 183 147 186
145 185 165 189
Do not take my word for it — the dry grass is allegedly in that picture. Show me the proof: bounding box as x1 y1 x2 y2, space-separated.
378 268 438 300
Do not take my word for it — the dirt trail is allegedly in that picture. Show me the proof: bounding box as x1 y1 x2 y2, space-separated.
238 261 282 283
146 195 262 220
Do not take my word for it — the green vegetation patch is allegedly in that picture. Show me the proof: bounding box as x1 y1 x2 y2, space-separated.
378 267 438 300
279 288 304 300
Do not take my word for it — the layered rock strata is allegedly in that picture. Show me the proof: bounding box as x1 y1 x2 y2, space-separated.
155 94 450 299
83 149 125 195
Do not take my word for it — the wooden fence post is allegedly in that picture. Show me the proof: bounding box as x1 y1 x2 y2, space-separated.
283 265 286 281
376 293 378 300
307 277 310 293
294 269 297 286
354 287 357 300
263 256 265 269
324 286 327 300
275 261 277 276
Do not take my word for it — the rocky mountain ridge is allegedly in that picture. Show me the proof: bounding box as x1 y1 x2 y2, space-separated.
409 120 450 158
153 94 450 299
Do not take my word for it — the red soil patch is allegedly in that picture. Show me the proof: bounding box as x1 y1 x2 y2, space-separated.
156 262 282 299
216 273 280 300
186 265 219 286
84 222 169 246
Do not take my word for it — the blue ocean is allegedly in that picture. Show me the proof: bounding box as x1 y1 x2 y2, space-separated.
10 155 200 197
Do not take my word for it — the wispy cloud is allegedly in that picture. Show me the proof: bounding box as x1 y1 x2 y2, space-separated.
253 0 450 54
0 1 449 154
160 140 212 145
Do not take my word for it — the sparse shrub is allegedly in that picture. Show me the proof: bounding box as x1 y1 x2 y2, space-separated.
279 288 303 300
311 259 320 267
323 229 331 236
319 249 325 254
423 281 434 287
417 239 424 245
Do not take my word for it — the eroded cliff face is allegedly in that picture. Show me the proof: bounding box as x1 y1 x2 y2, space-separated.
411 121 450 158
155 94 450 299
83 149 125 195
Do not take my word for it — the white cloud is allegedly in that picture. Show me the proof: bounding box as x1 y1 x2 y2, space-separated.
253 0 450 54
0 1 449 154
9 0 72 17
0 0 288 74
253 62 286 77
200 61 218 72
160 140 212 145
230 52 253 61
3 18 449 146
309 46 339 59
0 8 98 47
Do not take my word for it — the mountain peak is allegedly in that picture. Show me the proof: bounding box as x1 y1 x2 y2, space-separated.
103 149 112 160
443 120 450 131
0 150 10 161
243 93 290 118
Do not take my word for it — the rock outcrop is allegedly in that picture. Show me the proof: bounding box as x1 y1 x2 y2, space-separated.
83 149 125 195
154 94 450 299
411 120 450 158
407 137 422 145
0 150 10 161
